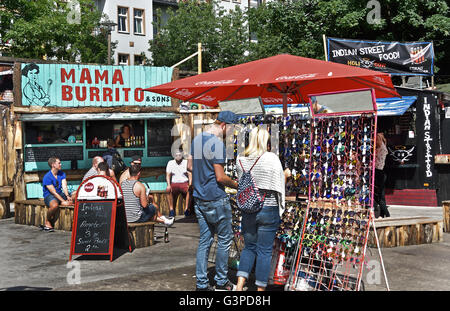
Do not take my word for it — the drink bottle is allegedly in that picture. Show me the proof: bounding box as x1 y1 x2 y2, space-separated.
164 227 169 243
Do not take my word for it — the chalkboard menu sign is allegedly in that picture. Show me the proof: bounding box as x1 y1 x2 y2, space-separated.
25 145 83 162
70 175 131 261
73 201 113 254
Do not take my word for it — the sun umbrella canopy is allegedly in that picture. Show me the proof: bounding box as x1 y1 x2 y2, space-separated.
145 54 399 108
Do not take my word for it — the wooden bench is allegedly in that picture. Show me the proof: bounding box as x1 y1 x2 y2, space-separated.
150 192 189 216
14 199 74 231
443 201 450 233
127 221 157 249
367 216 444 248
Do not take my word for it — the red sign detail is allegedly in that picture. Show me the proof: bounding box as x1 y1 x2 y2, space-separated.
84 182 94 192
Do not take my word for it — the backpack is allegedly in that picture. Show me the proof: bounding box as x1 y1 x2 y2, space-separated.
111 152 126 175
236 155 266 214
103 149 126 175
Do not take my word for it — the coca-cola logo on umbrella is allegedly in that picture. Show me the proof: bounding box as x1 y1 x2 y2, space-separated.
84 182 94 192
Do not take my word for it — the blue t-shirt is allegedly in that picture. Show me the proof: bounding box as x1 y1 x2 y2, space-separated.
190 132 227 201
42 170 66 198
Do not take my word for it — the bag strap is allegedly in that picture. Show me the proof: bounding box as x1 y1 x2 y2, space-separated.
239 154 263 173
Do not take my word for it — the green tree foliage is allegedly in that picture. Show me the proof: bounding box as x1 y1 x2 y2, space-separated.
151 0 449 83
149 0 249 72
0 0 114 64
248 0 450 83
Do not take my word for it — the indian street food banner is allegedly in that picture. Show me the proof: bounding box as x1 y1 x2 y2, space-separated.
327 37 434 76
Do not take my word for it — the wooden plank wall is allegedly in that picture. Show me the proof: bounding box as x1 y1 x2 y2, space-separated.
176 111 219 153
0 104 23 218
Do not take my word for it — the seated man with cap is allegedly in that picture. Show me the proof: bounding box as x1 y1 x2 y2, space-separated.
119 155 142 185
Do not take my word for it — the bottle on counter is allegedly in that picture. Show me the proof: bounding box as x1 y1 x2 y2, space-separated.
92 137 99 148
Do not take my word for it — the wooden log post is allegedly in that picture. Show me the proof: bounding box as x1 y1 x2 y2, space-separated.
443 201 450 233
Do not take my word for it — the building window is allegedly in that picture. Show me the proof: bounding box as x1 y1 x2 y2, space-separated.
118 53 129 65
134 8 145 35
118 6 129 33
134 55 145 65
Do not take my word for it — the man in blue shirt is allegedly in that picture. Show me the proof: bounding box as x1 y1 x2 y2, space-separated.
188 111 239 291
42 157 72 232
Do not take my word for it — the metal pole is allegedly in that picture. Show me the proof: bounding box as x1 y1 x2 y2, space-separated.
107 31 111 65
198 42 202 74
323 34 328 61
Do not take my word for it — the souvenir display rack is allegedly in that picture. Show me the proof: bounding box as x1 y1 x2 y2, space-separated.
287 113 377 291
223 106 381 291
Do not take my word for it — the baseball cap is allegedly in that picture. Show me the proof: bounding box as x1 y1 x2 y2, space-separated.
131 155 142 163
217 111 239 124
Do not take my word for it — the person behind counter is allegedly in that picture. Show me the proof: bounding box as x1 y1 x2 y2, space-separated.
115 124 132 148
122 164 174 226
42 157 72 232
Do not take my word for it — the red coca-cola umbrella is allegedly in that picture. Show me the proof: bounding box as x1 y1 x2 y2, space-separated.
145 54 399 115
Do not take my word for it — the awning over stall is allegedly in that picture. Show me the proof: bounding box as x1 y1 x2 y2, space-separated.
18 112 178 121
376 96 417 116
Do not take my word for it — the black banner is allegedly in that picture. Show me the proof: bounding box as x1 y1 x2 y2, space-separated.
327 37 434 76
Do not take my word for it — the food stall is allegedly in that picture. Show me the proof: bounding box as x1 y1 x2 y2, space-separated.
12 61 178 207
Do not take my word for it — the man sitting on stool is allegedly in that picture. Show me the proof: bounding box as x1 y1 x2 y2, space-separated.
121 164 174 226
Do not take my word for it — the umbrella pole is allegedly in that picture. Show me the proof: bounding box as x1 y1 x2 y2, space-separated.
282 93 288 117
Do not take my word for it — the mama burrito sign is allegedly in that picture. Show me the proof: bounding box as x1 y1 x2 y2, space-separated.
21 63 172 107
327 37 434 76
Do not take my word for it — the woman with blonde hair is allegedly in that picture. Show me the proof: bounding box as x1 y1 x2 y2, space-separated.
235 126 285 291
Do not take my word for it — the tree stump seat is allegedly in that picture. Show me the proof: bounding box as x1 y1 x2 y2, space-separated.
127 221 157 249
14 199 74 231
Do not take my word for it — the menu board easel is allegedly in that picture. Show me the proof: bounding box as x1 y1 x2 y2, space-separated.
69 175 131 262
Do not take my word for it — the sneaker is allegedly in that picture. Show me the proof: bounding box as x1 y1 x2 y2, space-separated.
215 280 236 291
184 209 191 217
163 217 174 227
196 285 214 291
169 210 175 218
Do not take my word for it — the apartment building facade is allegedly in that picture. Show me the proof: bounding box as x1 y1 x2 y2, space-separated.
96 0 262 66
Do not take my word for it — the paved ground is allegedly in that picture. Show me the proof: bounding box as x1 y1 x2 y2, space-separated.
1 205 449 291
